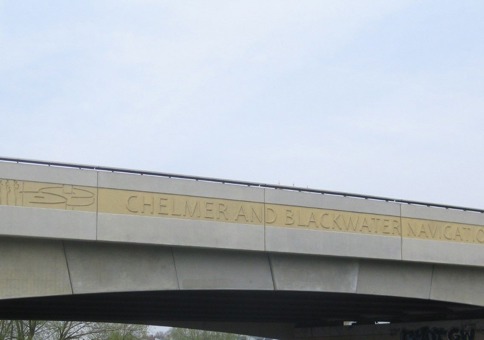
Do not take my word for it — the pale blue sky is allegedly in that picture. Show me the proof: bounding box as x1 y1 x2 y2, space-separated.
1 1 483 208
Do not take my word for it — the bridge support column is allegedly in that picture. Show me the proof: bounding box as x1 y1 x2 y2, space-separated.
294 319 484 339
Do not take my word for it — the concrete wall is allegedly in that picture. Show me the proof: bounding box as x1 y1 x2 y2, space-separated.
2 236 484 307
1 162 483 268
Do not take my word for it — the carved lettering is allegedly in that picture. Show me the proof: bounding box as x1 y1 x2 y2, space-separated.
360 217 371 233
127 195 138 213
406 221 420 237
141 195 153 214
158 197 169 215
320 213 330 229
477 229 484 243
218 203 228 220
3 178 484 245
393 219 400 235
251 206 263 223
171 198 182 216
285 209 294 225
265 207 277 224
204 202 214 219
444 225 454 240
382 219 391 234
185 201 200 218
235 205 248 222
343 215 359 232
307 212 318 228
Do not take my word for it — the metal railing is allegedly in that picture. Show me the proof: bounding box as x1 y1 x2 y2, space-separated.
0 156 482 213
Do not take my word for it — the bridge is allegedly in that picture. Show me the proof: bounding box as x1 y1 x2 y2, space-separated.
1 158 484 339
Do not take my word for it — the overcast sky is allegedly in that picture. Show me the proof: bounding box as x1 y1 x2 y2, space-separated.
1 1 483 208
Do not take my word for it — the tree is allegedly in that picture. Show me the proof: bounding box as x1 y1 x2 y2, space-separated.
163 328 239 340
0 321 149 340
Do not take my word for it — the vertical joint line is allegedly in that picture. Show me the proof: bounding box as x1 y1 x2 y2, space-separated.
96 171 99 241
171 247 181 290
62 241 74 295
268 254 277 291
354 260 361 294
429 264 436 300
263 188 266 251
399 203 403 261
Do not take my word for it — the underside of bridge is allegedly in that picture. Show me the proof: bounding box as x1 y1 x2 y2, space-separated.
1 291 484 330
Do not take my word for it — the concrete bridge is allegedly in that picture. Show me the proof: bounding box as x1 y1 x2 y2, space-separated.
1 158 484 339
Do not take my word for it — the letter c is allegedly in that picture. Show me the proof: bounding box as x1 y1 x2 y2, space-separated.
127 195 139 213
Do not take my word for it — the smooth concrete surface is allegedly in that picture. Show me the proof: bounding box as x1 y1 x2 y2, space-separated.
402 238 484 266
265 189 401 216
356 260 433 299
173 248 274 290
65 241 179 294
430 265 484 306
270 254 358 292
0 206 96 240
97 213 265 250
402 204 484 226
265 226 402 260
0 162 97 186
2 233 484 307
98 171 265 202
0 237 72 299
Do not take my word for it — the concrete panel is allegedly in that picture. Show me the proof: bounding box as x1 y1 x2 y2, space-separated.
97 213 264 251
0 206 96 240
266 226 401 260
98 172 264 202
0 162 97 186
65 241 179 294
357 260 433 299
402 238 484 267
0 237 72 299
271 254 358 292
430 264 484 305
401 204 484 226
265 189 400 216
173 248 274 290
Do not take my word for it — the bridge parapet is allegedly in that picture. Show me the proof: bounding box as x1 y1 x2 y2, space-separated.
1 161 483 267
